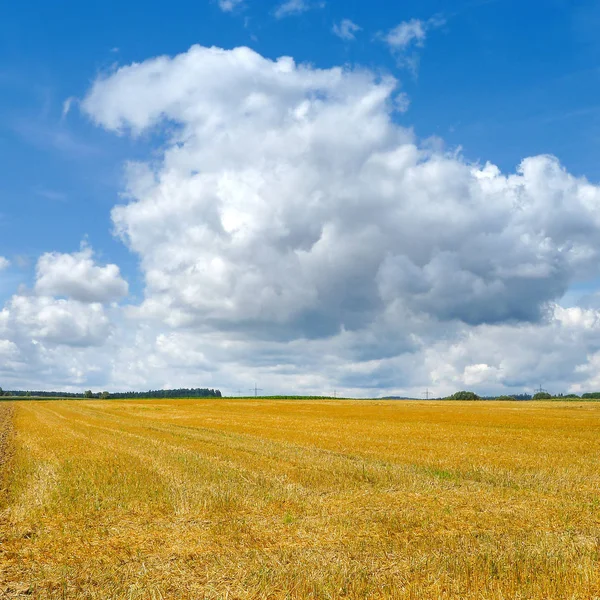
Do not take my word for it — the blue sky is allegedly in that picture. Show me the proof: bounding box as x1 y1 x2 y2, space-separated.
1 0 600 395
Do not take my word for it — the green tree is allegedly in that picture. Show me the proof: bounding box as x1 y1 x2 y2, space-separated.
449 390 480 400
532 392 552 400
84 390 93 398
100 391 110 400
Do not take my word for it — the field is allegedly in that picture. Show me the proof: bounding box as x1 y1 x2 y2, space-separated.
0 399 599 599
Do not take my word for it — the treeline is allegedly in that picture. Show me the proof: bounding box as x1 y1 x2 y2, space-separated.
100 388 222 399
2 390 83 398
444 390 597 401
442 391 529 401
1 387 222 399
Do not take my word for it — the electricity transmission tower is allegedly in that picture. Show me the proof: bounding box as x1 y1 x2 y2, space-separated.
423 388 430 400
250 383 263 397
535 384 548 395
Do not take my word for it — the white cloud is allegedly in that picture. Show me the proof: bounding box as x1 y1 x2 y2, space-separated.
218 0 245 12
381 16 445 72
0 257 10 271
0 246 124 388
274 0 313 19
384 19 427 50
0 245 123 353
419 304 600 396
99 301 600 397
333 19 361 41
61 96 77 119
3 295 111 348
394 92 411 113
35 246 128 303
0 339 18 358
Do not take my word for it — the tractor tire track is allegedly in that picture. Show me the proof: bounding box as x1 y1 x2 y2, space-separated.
0 403 14 502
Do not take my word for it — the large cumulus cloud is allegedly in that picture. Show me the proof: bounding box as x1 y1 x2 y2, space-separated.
82 45 600 342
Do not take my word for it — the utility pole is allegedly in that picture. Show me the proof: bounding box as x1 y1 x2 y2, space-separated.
423 388 430 400
535 384 547 395
249 383 263 398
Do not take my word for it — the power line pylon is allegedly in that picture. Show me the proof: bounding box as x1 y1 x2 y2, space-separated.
249 383 263 397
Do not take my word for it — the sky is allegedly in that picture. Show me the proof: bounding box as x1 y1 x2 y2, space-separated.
1 0 600 397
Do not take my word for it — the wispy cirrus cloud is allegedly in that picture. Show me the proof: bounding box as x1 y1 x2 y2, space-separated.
384 18 428 51
274 0 322 19
333 19 361 41
10 117 99 158
61 96 77 119
381 15 445 73
34 187 68 202
218 0 245 12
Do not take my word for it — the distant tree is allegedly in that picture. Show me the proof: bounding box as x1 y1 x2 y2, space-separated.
4 391 10 396
100 391 110 400
84 390 93 398
25 391 31 397
582 392 600 399
532 392 552 400
449 391 480 400
495 395 515 401
563 394 580 399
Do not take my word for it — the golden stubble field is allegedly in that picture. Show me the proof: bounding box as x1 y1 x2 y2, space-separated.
0 399 599 599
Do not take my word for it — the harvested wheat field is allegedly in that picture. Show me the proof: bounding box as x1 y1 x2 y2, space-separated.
0 399 599 599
